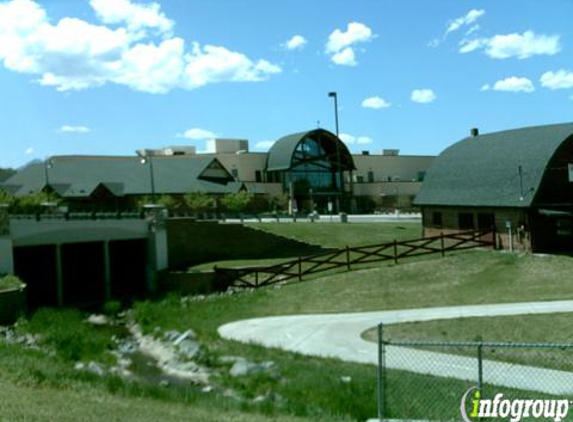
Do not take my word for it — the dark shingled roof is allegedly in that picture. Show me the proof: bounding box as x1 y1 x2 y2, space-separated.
2 155 241 197
266 129 355 172
414 123 573 208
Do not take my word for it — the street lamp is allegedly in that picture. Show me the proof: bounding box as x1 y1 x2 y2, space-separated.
328 91 343 211
138 154 156 203
43 158 53 193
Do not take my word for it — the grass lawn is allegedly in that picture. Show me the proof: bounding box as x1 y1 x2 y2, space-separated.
188 221 424 271
362 312 573 371
245 221 422 248
0 378 335 422
6 250 573 421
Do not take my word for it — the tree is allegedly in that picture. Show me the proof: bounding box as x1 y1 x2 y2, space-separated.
0 189 15 206
221 191 254 213
0 168 16 183
11 191 59 214
183 191 215 212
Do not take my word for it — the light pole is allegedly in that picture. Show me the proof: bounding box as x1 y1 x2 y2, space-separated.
138 154 156 203
43 158 53 192
328 91 343 212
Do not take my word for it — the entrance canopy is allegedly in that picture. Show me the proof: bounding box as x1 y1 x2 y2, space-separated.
266 129 355 172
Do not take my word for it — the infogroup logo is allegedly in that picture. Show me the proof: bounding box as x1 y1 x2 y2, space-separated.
461 387 570 422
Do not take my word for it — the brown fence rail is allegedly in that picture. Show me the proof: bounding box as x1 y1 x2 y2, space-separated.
214 229 495 288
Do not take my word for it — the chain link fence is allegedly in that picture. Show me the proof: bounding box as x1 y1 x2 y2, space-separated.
375 323 573 421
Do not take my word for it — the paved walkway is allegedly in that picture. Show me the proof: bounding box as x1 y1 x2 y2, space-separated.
218 301 573 394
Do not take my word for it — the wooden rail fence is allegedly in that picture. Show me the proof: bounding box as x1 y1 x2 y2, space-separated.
214 229 495 288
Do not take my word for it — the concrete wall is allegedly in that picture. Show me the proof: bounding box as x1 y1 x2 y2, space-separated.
10 218 149 246
0 207 13 274
166 219 325 268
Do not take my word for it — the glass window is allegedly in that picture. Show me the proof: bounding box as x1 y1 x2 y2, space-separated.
432 212 442 227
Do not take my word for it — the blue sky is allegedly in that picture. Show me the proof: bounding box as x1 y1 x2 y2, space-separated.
1 0 573 168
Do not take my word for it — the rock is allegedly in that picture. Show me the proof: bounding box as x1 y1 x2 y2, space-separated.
173 329 197 345
163 330 180 342
201 385 213 393
177 339 200 359
340 376 352 383
86 361 105 376
229 359 275 377
159 380 170 387
219 355 243 364
75 361 105 376
87 314 109 326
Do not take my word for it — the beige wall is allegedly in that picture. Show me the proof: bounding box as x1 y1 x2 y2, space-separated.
212 152 434 185
212 153 268 182
351 155 434 182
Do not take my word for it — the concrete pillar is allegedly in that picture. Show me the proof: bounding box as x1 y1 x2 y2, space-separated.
55 244 64 307
0 205 14 275
144 205 168 293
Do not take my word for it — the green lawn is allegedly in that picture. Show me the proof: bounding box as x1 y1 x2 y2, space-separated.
188 221 423 271
6 250 573 421
0 378 336 422
245 221 422 248
362 312 573 371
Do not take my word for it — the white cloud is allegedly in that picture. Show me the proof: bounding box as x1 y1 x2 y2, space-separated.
430 9 485 48
25 147 34 154
90 0 173 39
540 70 573 90
0 0 281 93
59 125 91 133
459 38 487 53
339 133 373 145
331 47 356 66
465 25 480 37
446 9 485 35
179 128 216 140
356 136 373 145
411 89 436 103
284 35 307 51
254 140 275 150
483 76 535 93
362 96 391 109
460 31 560 59
326 22 374 66
183 43 281 89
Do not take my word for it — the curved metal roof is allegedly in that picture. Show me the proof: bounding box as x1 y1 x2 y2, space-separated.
266 129 356 172
414 123 573 208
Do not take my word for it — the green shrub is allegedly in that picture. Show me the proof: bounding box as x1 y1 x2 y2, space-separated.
19 308 116 363
0 275 25 292
102 300 122 316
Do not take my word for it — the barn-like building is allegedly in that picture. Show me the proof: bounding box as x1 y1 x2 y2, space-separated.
414 123 573 253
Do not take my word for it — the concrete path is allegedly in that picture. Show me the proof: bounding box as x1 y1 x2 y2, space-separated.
218 301 573 394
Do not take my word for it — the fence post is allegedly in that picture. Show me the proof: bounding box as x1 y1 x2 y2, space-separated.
346 245 351 271
298 257 302 281
477 342 484 392
393 240 398 264
255 270 259 287
377 323 385 421
440 232 445 257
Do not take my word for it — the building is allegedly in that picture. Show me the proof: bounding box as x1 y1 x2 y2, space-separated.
414 123 573 252
2 129 434 214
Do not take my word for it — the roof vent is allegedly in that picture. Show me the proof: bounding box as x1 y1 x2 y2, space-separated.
470 128 479 137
